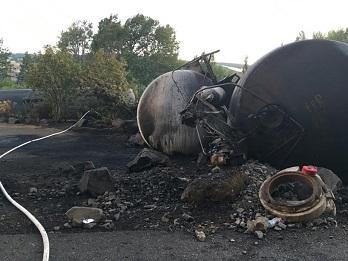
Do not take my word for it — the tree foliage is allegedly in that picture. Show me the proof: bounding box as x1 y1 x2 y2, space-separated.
295 31 306 41
297 28 348 44
58 20 93 57
0 39 11 81
326 28 348 43
211 63 237 81
312 31 326 39
25 47 81 120
91 15 124 54
79 49 130 118
17 52 36 84
92 14 180 86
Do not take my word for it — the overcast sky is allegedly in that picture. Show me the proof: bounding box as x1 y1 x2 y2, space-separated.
0 0 347 63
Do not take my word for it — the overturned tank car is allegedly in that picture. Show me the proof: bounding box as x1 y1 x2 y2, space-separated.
230 39 348 181
137 69 213 154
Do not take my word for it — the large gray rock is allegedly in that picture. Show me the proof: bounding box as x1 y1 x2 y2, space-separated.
73 161 95 173
65 207 105 226
127 148 169 172
317 167 342 194
181 172 248 202
79 167 115 196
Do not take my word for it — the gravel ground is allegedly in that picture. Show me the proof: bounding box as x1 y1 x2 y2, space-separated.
1 123 348 260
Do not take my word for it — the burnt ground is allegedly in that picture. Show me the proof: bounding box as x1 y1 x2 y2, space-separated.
1 123 348 260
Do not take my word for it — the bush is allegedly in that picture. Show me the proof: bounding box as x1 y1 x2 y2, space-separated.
25 47 81 121
0 100 12 116
78 50 132 119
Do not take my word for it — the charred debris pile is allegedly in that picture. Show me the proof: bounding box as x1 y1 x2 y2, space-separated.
61 40 348 241
131 40 348 240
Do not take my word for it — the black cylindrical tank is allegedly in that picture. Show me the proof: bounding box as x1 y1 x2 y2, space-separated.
137 70 213 155
230 39 348 181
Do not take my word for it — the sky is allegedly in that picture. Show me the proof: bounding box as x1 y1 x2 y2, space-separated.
0 0 347 64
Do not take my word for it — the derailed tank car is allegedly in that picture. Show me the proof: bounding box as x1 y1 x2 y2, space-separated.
230 39 348 181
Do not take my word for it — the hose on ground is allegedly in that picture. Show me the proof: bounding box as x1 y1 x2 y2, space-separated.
0 111 90 261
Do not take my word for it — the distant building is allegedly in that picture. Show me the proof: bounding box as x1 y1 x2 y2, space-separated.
8 60 21 82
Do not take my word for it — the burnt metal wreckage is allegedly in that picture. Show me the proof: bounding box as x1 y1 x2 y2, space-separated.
137 39 348 221
138 39 348 180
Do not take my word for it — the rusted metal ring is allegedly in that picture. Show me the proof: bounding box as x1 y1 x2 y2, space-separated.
259 171 327 222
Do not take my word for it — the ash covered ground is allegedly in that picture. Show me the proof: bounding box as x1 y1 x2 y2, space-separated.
2 123 348 260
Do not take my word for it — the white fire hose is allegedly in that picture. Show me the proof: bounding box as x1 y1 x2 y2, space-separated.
0 111 90 261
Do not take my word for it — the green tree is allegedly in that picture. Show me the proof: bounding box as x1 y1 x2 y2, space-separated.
17 52 36 84
25 47 81 120
91 15 124 54
58 20 93 57
0 39 11 81
211 63 238 81
79 49 130 118
295 31 306 41
91 14 180 87
297 28 348 44
326 28 348 43
313 31 326 39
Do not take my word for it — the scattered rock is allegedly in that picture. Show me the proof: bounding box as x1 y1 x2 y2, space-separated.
74 161 95 173
79 167 115 196
114 213 120 221
255 230 264 239
29 187 38 193
181 172 248 202
195 230 206 242
274 226 282 231
63 223 71 229
127 148 169 172
65 207 105 226
236 208 245 214
318 167 342 194
277 221 287 230
101 222 115 230
53 226 60 231
246 217 269 233
182 213 194 222
212 166 221 173
161 213 170 223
